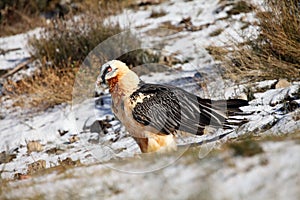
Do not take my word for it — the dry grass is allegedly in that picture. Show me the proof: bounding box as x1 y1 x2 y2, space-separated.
227 139 264 157
226 0 254 16
2 0 162 110
4 66 77 109
209 28 224 37
18 1 124 109
28 16 122 69
0 0 133 37
149 9 167 18
0 0 62 37
207 0 300 81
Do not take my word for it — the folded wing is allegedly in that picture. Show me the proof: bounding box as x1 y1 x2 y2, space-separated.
130 84 248 135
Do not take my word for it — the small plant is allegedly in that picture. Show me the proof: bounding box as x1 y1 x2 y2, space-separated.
0 151 16 164
149 9 167 18
4 66 77 109
209 28 224 37
228 139 264 157
226 1 254 16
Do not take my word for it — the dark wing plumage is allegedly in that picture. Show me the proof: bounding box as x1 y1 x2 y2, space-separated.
130 84 248 135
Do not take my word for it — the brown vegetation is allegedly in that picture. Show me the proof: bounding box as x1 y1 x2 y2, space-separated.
5 66 77 109
149 9 167 18
207 0 300 81
2 0 160 110
228 139 263 157
0 0 132 37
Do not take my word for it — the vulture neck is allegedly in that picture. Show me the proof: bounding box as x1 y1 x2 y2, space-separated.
108 70 140 96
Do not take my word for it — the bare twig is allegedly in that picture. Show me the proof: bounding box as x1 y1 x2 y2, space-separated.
1 58 34 79
0 48 21 55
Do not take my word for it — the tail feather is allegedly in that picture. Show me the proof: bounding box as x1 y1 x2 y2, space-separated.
223 99 249 128
225 99 249 114
200 98 249 129
211 99 248 114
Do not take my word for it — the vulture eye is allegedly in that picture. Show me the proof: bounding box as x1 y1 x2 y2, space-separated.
101 65 113 83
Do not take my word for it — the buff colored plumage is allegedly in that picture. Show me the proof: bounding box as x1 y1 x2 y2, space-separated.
97 60 248 153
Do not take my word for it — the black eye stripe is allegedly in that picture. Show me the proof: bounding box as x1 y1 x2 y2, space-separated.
101 66 112 83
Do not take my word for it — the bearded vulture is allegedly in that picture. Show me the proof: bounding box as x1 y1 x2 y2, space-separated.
97 60 248 153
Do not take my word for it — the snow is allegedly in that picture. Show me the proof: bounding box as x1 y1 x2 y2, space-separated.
0 0 300 199
2 139 300 200
212 141 300 200
252 85 299 105
0 28 41 70
108 0 259 67
265 111 300 135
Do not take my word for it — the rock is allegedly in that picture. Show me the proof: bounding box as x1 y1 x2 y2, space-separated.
90 119 113 134
90 121 102 133
27 141 43 153
275 79 291 89
286 100 300 112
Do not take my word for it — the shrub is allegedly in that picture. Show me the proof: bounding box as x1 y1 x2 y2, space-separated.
0 0 130 36
4 65 77 110
4 1 162 110
28 16 123 69
207 0 300 81
0 0 67 36
2 1 124 109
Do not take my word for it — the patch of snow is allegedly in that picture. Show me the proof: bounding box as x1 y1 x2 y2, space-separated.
108 0 261 69
2 140 300 200
264 110 300 135
252 85 299 105
0 99 136 179
212 141 300 200
0 28 41 70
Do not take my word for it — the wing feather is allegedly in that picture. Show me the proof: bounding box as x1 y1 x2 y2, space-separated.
130 84 247 135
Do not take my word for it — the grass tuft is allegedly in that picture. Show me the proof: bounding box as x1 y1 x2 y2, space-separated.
149 9 167 18
209 28 224 37
4 66 77 110
208 0 300 81
228 139 264 157
226 1 254 16
28 16 122 69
